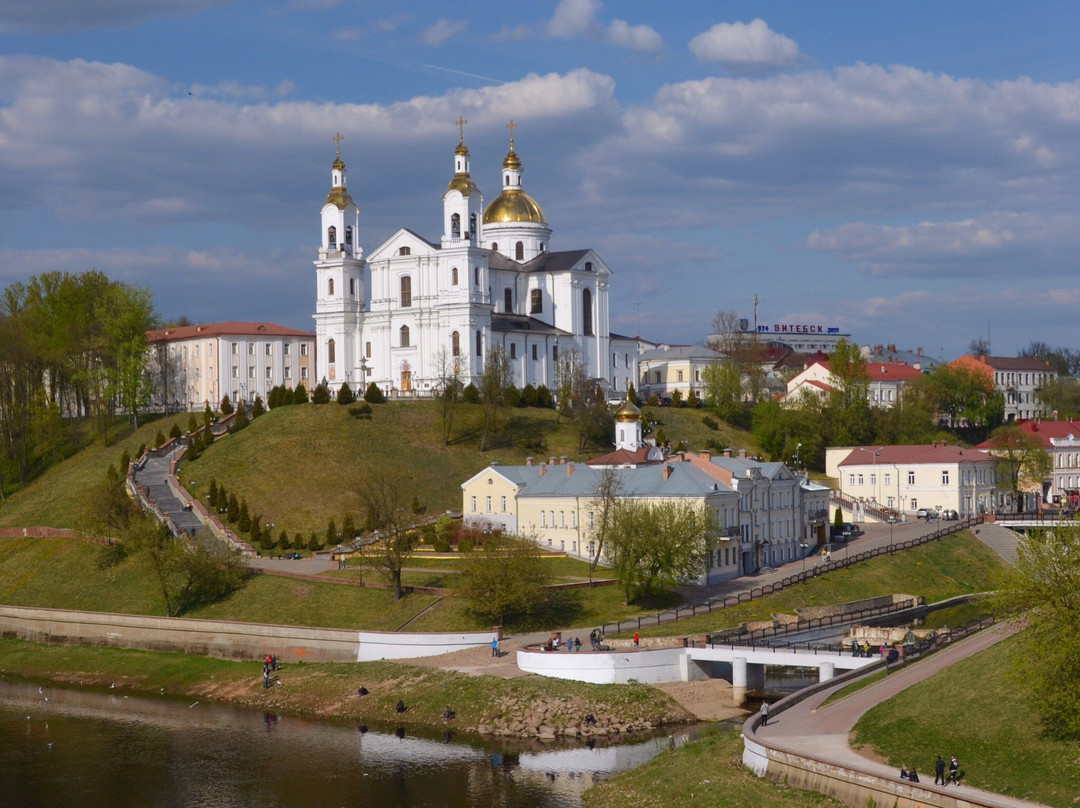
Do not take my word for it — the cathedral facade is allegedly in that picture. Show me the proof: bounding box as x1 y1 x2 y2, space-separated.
313 128 613 397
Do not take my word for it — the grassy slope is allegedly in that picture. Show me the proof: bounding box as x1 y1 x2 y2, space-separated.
852 633 1080 808
628 530 1009 638
585 728 845 808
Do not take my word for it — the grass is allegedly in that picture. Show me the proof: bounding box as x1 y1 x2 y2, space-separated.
0 637 688 735
622 530 1010 638
852 632 1080 807
584 727 846 808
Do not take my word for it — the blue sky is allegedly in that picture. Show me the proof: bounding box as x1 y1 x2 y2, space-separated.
2 1 1080 359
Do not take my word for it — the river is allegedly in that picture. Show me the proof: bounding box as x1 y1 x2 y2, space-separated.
0 680 694 808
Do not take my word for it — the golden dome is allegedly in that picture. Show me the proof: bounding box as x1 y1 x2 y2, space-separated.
613 393 641 423
324 186 355 210
455 142 469 156
332 156 345 170
446 174 478 197
503 148 522 170
483 190 546 224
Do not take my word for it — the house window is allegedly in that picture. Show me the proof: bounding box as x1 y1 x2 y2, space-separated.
248 366 255 379
908 471 915 485
870 474 876 486
476 331 482 357
677 370 684 382
284 343 291 357
284 367 292 380
300 343 308 356
345 226 352 250
532 345 538 360
231 342 238 355
541 511 546 527
553 345 558 362
349 277 356 296
500 496 506 512
942 470 950 485
570 512 577 528
400 276 412 308
585 261 593 271
474 266 480 286
848 474 855 486
231 366 238 379
588 511 594 528
654 371 660 384
504 288 513 313
265 343 272 356
265 366 272 379
247 343 254 355
471 496 477 512
301 367 308 379
515 241 524 260
486 496 492 512
491 243 498 252
452 267 458 285
510 343 517 360
327 339 335 363
530 289 542 313
582 288 593 335
884 473 891 486
399 246 411 256
400 325 410 348
451 331 460 357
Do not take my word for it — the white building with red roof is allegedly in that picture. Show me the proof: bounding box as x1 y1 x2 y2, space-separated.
827 442 1002 518
145 321 315 411
785 360 923 409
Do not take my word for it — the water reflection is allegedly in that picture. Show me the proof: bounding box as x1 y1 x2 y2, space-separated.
0 681 694 808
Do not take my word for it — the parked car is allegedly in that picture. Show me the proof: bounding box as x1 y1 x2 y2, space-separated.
840 522 861 538
941 509 959 520
915 508 938 520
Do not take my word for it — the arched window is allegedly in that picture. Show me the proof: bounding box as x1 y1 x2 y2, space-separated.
491 242 498 252
451 213 461 238
327 226 337 248
476 330 483 357
583 288 593 336
504 288 513 313
469 213 477 238
345 226 353 250
327 338 336 363
328 278 334 296
400 325 410 348
505 174 510 185
451 267 458 286
585 261 593 272
515 241 524 260
451 331 460 357
530 289 543 314
539 243 545 252
400 276 412 308
399 246 411 256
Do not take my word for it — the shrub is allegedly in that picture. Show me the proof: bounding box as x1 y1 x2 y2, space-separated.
364 382 386 404
248 514 260 540
279 531 292 551
237 500 251 533
461 383 480 404
307 533 323 552
220 395 234 415
260 531 276 554
504 385 521 408
412 494 426 515
457 539 474 553
207 478 218 504
229 403 248 433
432 537 451 553
227 493 239 523
655 428 668 446
119 449 131 473
337 383 355 405
520 383 537 407
702 415 719 430
535 385 552 408
292 384 309 404
250 395 265 418
348 403 372 419
326 518 338 547
169 423 182 440
311 383 331 405
187 413 199 433
648 395 660 406
341 514 356 543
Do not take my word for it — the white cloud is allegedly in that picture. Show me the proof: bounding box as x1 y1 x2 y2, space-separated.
420 19 468 47
546 0 662 53
0 0 236 31
806 213 1080 278
492 23 532 43
689 19 802 72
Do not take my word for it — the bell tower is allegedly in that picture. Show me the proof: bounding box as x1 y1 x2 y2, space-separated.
442 116 484 247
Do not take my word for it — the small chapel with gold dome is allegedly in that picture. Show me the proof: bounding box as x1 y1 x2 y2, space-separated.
312 121 625 397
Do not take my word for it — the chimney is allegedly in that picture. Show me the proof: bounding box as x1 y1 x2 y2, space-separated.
723 448 733 457
525 457 534 466
539 464 547 476
887 344 896 353
663 464 672 481
917 347 924 356
738 448 748 458
566 463 575 477
559 456 568 465
702 451 712 462
914 362 921 371
549 456 556 466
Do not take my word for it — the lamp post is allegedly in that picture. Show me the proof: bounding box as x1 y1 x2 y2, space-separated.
799 542 808 577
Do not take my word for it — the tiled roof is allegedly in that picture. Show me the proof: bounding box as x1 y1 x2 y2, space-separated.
808 360 922 382
585 448 660 467
837 443 993 467
952 354 1057 373
973 419 1080 450
146 321 315 342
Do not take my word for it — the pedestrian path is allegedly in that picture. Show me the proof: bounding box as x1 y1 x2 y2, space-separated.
749 621 1048 808
973 522 1022 566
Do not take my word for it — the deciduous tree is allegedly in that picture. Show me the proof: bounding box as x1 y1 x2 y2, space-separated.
455 534 552 625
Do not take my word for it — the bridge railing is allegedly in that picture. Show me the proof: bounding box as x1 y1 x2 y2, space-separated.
600 516 980 637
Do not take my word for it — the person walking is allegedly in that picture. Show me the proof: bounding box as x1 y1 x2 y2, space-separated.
934 755 946 785
949 754 959 785
491 638 499 658
633 632 640 648
760 701 769 727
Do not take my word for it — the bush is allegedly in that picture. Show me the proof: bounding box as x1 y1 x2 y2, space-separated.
702 415 719 430
364 382 386 404
461 383 480 404
326 518 338 547
220 395 234 415
312 383 331 405
521 383 538 407
535 385 552 408
187 413 199 433
504 385 521 408
292 384 309 404
457 539 474 553
648 395 660 406
307 532 323 552
432 537 451 553
337 383 355 405
250 396 265 418
169 423 182 440
348 403 372 419
412 494 426 515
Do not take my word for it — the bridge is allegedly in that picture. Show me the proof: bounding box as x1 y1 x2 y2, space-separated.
516 643 878 705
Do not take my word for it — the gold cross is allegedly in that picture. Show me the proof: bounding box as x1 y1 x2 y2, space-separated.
333 132 344 158
455 115 467 142
506 118 517 146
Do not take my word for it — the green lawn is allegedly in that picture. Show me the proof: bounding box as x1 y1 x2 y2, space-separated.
852 633 1080 807
623 531 1009 638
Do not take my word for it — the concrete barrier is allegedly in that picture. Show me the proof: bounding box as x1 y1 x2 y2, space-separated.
0 605 495 664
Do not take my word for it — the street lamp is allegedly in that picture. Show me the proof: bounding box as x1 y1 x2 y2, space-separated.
799 542 808 577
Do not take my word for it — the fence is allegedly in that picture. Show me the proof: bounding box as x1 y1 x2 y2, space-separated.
599 516 980 637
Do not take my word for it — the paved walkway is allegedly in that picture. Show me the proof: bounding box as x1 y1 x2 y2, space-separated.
132 450 204 536
750 621 1048 808
972 522 1022 566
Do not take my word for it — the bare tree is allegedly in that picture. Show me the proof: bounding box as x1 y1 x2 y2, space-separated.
479 344 513 452
707 308 768 403
587 466 622 577
433 348 461 446
356 468 416 599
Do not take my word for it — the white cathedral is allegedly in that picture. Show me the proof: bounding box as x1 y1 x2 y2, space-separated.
312 125 630 397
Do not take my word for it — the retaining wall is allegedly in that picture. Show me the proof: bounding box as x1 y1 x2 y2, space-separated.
0 605 495 664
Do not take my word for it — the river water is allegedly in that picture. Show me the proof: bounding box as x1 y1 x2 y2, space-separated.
0 681 693 808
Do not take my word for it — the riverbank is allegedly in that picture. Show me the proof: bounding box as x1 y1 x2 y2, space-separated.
0 637 698 739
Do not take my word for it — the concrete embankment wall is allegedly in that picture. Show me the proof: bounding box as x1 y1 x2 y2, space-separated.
0 605 495 664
